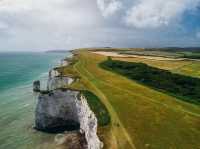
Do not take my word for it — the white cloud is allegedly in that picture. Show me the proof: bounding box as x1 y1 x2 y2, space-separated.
125 0 200 28
0 0 199 50
97 0 122 17
0 0 103 50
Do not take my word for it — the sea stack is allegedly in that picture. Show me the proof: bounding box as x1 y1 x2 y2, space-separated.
33 80 40 92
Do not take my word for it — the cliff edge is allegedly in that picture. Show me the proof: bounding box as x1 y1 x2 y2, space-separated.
34 64 103 149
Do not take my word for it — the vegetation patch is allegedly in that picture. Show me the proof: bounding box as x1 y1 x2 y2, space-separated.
181 52 200 59
100 57 200 105
81 90 111 126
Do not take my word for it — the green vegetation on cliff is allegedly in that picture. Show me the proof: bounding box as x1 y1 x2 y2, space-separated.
81 90 111 126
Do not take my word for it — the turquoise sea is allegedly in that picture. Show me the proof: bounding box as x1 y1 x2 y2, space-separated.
0 52 70 149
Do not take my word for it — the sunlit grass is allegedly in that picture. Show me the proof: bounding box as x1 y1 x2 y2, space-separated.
62 50 200 149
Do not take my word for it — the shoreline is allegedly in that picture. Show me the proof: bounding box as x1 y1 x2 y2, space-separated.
0 52 71 149
33 51 103 149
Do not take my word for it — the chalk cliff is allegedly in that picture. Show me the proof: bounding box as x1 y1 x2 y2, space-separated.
77 95 103 149
35 89 80 133
35 64 102 149
47 76 74 91
47 68 74 91
33 56 103 149
35 89 102 149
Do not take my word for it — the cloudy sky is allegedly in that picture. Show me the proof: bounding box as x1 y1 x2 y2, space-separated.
0 0 200 51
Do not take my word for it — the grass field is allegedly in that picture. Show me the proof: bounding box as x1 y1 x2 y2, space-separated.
62 49 200 149
112 57 200 78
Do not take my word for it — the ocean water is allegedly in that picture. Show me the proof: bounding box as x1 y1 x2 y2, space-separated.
0 52 70 149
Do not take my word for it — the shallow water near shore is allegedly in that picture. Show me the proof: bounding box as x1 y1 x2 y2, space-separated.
0 52 70 149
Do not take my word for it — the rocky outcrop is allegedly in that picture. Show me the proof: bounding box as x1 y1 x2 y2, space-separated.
47 76 74 91
49 69 59 78
35 89 103 149
60 59 68 66
35 89 80 133
77 95 103 149
33 80 40 92
46 68 74 91
54 131 87 149
34 56 102 149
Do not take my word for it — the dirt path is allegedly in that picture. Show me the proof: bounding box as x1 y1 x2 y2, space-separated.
97 77 200 118
74 60 137 149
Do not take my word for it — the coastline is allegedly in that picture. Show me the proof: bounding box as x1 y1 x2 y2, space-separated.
34 51 103 149
0 52 70 149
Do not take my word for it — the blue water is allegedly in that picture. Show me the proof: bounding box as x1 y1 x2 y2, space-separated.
0 52 70 149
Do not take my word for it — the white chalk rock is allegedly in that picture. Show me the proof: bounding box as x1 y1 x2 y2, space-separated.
35 89 103 149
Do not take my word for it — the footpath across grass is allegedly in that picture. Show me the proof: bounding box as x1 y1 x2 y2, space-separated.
63 50 200 149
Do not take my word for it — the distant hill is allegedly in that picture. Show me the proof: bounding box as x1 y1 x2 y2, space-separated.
159 47 200 52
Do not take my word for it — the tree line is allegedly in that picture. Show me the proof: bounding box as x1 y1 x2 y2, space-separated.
100 57 200 105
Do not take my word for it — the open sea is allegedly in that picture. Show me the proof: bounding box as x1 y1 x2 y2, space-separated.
0 52 70 149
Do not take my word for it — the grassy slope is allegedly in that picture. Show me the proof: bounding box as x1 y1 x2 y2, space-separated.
81 90 111 126
174 62 200 77
64 50 200 149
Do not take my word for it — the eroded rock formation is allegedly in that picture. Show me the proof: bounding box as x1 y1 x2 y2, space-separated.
33 80 40 92
47 68 74 91
77 95 103 149
35 89 103 149
47 76 74 91
35 89 80 133
34 58 103 149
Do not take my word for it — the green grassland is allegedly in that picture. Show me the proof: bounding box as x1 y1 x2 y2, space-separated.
100 58 200 105
61 49 200 149
117 48 200 59
113 57 200 78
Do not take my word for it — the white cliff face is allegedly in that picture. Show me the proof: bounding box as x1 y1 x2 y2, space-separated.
47 76 74 90
76 95 103 149
35 89 102 149
35 60 102 148
35 89 80 132
47 69 74 91
61 59 68 66
49 69 59 78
